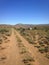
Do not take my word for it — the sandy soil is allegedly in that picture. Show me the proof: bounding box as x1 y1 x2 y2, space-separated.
0 28 24 65
0 28 49 65
15 30 49 65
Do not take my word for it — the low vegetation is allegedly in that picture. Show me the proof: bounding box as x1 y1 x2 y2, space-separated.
16 34 35 65
16 27 49 59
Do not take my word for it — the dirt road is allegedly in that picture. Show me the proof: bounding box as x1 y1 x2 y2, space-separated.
0 28 24 65
0 28 49 65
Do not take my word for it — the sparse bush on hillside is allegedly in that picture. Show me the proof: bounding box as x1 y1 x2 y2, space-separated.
44 46 48 53
0 39 3 44
39 41 44 45
22 54 35 64
34 45 40 48
0 28 9 34
45 53 49 59
39 47 45 53
0 56 7 61
0 46 6 50
34 27 37 30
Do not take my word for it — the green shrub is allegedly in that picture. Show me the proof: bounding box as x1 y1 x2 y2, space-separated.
39 47 45 53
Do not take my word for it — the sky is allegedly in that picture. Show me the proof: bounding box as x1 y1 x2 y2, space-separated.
0 0 49 25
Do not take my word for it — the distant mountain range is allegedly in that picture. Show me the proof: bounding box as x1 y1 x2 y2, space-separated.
0 24 49 29
14 24 49 29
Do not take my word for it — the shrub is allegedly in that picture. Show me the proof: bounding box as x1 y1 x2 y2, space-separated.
39 47 45 53
34 45 40 48
44 46 48 53
39 41 44 45
0 28 9 34
0 46 6 50
20 48 27 54
6 33 11 36
0 56 7 61
0 39 2 44
3 36 7 40
45 53 49 59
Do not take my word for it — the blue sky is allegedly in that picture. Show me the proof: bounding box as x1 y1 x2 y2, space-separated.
0 0 49 25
